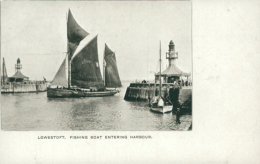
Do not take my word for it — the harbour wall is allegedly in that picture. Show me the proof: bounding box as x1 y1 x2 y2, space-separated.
124 83 175 101
1 81 50 93
124 83 192 103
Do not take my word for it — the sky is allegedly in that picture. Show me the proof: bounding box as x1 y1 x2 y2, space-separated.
1 1 191 81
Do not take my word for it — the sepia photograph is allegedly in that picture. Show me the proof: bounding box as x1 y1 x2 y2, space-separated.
1 1 192 131
1 1 260 164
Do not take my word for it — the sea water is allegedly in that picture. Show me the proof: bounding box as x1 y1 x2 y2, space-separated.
1 82 191 131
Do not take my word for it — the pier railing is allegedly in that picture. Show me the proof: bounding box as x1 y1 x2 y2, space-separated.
1 80 49 85
129 82 175 88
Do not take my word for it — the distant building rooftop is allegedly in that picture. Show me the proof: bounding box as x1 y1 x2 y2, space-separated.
156 64 190 77
9 71 28 79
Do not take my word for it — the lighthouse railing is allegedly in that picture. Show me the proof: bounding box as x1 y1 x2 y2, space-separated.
166 52 178 59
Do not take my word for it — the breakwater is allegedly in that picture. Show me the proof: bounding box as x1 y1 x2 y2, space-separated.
124 82 192 105
124 83 175 101
1 81 50 93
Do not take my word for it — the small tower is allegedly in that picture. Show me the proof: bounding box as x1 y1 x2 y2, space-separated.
154 40 190 83
15 58 22 73
166 40 178 66
9 58 29 82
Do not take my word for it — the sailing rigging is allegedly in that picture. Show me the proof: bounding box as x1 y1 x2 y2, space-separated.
47 9 121 98
1 58 9 84
71 36 104 89
67 9 89 88
104 44 122 88
51 57 68 88
150 41 173 113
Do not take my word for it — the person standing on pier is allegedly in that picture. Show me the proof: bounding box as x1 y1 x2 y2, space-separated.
176 107 181 124
169 83 181 124
178 80 182 89
169 84 180 112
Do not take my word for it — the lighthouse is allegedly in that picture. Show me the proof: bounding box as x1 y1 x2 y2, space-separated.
9 58 29 82
155 40 190 83
166 40 178 66
15 58 22 73
1 58 49 93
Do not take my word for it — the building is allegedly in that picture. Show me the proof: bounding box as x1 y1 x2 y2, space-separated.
155 40 190 83
1 57 49 93
9 58 29 82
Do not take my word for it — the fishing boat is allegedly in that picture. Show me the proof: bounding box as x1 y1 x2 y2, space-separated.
150 42 173 113
47 10 121 98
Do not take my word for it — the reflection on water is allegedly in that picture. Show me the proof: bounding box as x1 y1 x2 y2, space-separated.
1 82 191 131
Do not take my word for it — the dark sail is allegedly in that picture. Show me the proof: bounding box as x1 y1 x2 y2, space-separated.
67 9 89 58
71 36 104 89
104 44 122 88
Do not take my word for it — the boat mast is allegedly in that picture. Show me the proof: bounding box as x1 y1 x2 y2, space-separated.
66 11 71 89
159 41 161 98
103 45 106 87
68 47 71 88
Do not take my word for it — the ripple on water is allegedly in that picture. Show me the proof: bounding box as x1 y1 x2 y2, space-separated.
1 82 192 131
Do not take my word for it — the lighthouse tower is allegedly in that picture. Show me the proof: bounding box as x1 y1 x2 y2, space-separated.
15 58 22 73
166 40 178 66
155 40 190 83
9 58 29 82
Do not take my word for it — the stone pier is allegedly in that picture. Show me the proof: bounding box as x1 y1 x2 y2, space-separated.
124 83 175 101
124 82 192 106
1 81 50 93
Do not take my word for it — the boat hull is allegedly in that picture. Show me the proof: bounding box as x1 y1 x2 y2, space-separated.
47 88 118 98
150 105 172 114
